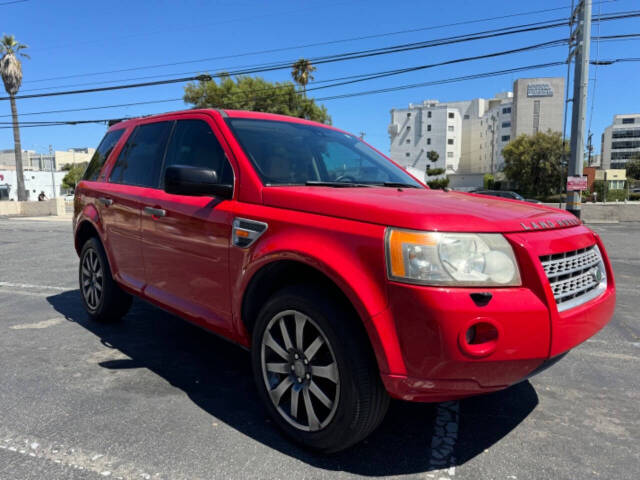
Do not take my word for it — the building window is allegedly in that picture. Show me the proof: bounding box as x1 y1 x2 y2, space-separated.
463 114 470 119
407 112 411 117
502 107 511 114
427 125 431 132
406 126 411 131
427 111 432 118
622 118 635 124
501 121 511 128
533 100 541 134
612 140 640 149
448 112 454 119
406 139 410 144
612 129 640 139
447 152 454 158
501 135 511 142
448 125 454 132
405 152 410 157
427 138 431 145
447 139 454 145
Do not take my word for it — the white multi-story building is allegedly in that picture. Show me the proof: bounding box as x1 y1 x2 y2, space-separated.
601 114 640 169
388 77 564 184
388 100 463 178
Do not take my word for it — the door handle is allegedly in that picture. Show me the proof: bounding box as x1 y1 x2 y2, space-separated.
97 197 113 207
143 206 166 218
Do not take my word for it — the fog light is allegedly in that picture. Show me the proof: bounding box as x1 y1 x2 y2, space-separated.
459 319 501 358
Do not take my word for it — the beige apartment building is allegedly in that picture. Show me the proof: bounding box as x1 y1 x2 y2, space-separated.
0 147 95 171
388 77 565 186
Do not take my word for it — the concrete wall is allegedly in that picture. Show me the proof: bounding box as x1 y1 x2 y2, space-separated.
0 198 66 217
542 202 640 222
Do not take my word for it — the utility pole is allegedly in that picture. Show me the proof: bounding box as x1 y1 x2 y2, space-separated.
567 0 592 218
49 144 56 198
587 132 593 166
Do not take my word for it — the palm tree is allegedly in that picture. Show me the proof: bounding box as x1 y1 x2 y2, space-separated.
291 58 316 97
1 34 29 201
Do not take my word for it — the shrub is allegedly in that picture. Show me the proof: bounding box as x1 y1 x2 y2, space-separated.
427 177 450 190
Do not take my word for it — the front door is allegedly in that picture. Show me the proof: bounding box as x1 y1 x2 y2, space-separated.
141 116 235 336
101 121 173 292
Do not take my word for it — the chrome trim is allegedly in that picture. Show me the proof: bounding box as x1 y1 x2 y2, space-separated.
540 245 607 312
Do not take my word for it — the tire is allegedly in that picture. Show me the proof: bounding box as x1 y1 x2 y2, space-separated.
79 237 132 322
251 285 389 452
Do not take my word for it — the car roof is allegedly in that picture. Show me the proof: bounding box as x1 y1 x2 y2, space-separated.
107 108 338 133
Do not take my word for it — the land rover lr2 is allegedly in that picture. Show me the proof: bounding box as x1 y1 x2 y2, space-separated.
73 109 615 452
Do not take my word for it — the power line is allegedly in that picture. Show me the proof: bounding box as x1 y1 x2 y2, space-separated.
0 0 28 5
22 16 572 86
20 7 639 88
1 38 570 102
0 74 212 101
3 57 639 129
314 62 567 101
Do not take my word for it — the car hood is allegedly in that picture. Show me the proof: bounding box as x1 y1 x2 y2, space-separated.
261 187 581 233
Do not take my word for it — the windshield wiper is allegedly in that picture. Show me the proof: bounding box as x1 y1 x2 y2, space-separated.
305 181 371 188
379 182 421 188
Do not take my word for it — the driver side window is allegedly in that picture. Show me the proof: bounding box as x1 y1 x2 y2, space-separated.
163 119 233 185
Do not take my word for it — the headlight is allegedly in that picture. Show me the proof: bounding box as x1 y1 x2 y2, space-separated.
385 229 521 286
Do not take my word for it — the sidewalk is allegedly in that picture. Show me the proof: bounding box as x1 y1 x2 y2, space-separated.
7 213 73 222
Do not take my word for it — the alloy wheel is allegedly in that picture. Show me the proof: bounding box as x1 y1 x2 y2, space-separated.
260 310 340 432
81 248 103 311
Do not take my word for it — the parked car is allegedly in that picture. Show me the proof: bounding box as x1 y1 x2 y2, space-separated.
73 109 615 452
473 189 526 201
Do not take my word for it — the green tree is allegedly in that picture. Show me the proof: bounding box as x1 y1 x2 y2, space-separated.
61 162 88 191
502 131 569 198
291 58 316 97
1 34 29 201
183 74 330 124
425 150 444 176
626 157 640 180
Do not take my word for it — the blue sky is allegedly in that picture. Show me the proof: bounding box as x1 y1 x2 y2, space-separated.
2 0 638 155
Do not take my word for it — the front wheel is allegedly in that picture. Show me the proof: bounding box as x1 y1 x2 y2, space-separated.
251 285 389 452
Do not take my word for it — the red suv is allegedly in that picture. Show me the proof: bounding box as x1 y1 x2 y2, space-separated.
73 109 615 452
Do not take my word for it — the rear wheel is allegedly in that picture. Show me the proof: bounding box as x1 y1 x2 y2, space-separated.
251 285 389 452
79 237 132 322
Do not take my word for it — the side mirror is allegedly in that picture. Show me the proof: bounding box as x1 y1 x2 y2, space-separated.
164 165 233 199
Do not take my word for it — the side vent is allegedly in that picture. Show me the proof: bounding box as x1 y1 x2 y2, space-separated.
232 218 268 248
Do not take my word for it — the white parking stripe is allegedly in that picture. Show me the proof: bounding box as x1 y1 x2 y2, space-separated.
0 428 161 480
0 281 67 291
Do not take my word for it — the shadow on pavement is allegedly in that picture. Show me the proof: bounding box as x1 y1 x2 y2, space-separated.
48 289 538 477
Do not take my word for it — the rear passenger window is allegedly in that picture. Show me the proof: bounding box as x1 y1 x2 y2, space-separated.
109 122 173 187
83 129 124 181
163 120 233 185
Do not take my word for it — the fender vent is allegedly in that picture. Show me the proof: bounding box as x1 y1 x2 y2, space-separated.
232 218 268 248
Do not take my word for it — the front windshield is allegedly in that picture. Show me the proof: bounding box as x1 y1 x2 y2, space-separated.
226 118 422 187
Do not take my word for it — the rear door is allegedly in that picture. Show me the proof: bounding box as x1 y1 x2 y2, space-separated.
141 115 235 335
99 121 173 292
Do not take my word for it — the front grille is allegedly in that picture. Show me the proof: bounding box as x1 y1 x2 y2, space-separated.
540 245 606 312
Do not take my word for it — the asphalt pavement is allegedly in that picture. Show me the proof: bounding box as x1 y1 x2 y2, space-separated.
0 217 638 480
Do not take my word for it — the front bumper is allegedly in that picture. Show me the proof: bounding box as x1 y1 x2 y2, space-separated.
378 226 615 402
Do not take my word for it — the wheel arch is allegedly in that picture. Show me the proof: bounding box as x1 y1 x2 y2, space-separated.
238 257 393 374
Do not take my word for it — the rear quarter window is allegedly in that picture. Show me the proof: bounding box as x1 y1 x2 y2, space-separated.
83 129 125 181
